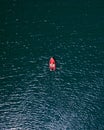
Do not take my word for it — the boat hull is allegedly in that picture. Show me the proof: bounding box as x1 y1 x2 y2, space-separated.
49 57 56 71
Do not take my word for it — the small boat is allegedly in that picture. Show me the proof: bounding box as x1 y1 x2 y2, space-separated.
49 57 56 71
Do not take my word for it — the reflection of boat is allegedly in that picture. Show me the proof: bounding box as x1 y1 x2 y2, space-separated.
49 57 56 71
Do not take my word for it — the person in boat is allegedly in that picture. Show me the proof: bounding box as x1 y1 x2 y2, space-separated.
50 63 55 67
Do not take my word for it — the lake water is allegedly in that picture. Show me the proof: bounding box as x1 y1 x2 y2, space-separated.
0 1 104 130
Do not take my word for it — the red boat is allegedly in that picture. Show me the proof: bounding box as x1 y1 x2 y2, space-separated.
49 57 56 71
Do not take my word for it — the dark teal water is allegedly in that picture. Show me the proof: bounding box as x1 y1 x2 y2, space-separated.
0 0 104 130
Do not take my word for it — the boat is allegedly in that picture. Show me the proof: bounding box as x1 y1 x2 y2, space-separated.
49 57 56 71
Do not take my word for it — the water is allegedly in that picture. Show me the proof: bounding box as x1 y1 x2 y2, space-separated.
0 0 104 130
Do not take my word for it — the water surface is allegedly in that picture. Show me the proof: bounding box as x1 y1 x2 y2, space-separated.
0 1 104 130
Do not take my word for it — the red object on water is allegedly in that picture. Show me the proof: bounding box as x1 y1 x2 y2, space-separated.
49 57 56 71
